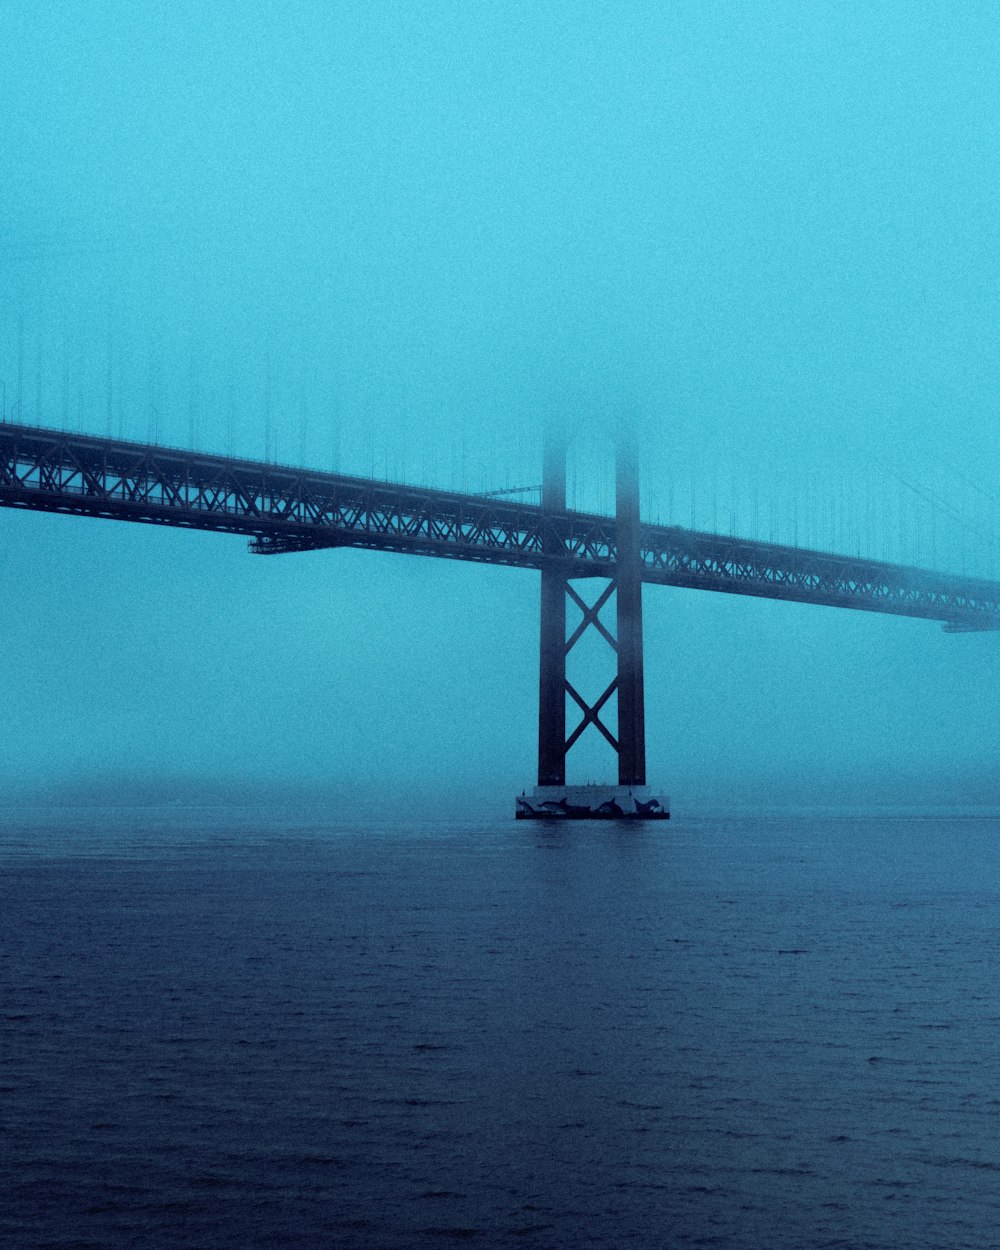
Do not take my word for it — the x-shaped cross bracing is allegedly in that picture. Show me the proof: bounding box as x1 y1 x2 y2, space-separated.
563 579 621 756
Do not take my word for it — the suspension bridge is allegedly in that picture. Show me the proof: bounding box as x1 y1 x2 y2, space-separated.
2 419 999 818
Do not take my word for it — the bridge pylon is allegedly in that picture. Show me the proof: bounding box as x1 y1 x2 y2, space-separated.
516 424 669 821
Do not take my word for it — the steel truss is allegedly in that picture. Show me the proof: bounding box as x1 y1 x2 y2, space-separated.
2 420 999 630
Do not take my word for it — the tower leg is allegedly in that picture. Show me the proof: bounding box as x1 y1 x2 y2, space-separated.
616 424 646 787
538 425 566 786
538 569 566 786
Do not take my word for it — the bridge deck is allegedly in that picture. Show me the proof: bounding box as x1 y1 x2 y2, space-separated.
2 421 999 629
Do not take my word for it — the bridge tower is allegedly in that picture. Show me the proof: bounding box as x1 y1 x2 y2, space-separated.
516 426 669 820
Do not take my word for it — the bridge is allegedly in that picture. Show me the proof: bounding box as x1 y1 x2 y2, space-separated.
3 419 999 817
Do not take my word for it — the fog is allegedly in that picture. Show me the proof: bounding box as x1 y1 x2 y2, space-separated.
2 0 998 811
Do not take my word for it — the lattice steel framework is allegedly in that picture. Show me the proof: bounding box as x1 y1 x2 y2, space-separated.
2 420 999 631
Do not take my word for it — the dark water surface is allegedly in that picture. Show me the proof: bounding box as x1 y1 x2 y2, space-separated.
3 808 1000 1249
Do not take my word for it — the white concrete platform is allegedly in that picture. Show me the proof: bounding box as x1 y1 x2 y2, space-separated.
515 784 669 820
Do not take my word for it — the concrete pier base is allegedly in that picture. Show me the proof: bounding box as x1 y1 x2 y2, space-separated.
515 784 669 820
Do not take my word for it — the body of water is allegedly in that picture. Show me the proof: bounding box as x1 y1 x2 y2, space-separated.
3 807 1000 1248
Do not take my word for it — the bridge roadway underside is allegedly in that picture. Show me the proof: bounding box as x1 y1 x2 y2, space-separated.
2 421 1000 631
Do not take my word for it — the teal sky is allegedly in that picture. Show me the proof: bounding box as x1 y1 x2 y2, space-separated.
2 1 998 808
